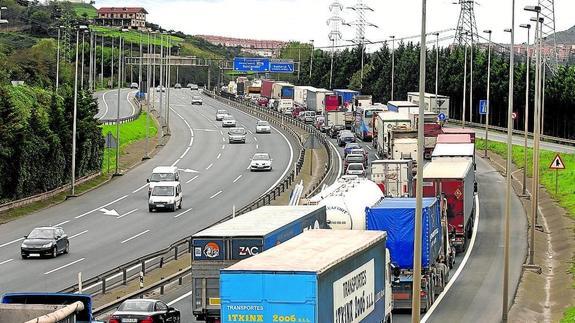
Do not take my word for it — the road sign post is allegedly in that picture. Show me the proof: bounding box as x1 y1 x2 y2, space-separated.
549 154 565 195
479 99 488 115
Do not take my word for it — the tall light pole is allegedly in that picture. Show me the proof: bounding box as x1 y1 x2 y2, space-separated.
360 36 365 90
70 25 87 197
412 0 427 320
114 35 123 176
434 32 439 114
56 26 64 91
390 35 395 100
309 39 314 80
101 35 104 88
483 29 492 158
502 0 516 318
88 31 94 91
520 23 531 196
462 31 469 127
144 31 151 160
158 34 164 121
165 34 172 135
111 38 114 88
470 33 474 124
81 30 87 89
329 41 334 88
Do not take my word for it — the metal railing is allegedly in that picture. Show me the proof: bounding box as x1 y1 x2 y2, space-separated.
63 91 336 313
99 97 143 125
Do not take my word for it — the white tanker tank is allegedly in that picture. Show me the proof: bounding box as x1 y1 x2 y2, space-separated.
308 175 384 230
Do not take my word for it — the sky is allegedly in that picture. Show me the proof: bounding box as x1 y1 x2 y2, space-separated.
96 0 575 49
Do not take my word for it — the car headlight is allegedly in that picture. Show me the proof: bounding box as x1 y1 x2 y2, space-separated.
42 243 53 248
21 243 29 248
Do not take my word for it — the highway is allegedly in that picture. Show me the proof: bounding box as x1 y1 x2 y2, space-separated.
0 89 297 294
94 88 139 120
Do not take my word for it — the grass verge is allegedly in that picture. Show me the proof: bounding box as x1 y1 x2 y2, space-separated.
101 111 158 174
476 138 575 218
561 307 575 323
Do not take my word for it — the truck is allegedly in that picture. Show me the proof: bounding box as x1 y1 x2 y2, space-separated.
387 101 419 114
424 123 444 159
324 110 346 128
370 159 414 197
407 92 450 118
306 88 334 113
220 230 393 323
334 89 360 108
366 198 452 312
260 79 275 98
423 158 476 253
308 175 383 230
436 133 472 144
236 82 245 97
324 93 341 112
294 85 316 108
374 111 411 158
442 127 476 142
271 82 294 114
1 293 98 322
191 205 328 323
354 94 373 107
389 128 418 160
431 143 476 166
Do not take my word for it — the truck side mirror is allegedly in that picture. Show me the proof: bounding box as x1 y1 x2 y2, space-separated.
147 179 150 183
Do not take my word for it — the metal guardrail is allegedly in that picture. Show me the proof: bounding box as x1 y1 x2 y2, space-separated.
449 119 575 146
99 97 143 125
65 91 329 314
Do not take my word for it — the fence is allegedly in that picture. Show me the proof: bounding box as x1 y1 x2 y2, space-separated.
99 97 143 125
66 91 339 315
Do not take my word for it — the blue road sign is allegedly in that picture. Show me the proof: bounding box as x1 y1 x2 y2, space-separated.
438 113 447 122
479 99 488 115
233 57 270 72
270 60 295 73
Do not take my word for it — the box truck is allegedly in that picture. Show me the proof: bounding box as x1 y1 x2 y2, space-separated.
191 205 327 323
374 111 411 158
407 92 450 118
370 159 414 197
387 101 419 114
260 80 275 98
220 230 393 323
294 86 316 108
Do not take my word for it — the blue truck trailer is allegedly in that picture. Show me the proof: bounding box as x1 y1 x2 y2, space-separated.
191 205 327 323
220 229 392 323
365 197 451 312
334 89 360 107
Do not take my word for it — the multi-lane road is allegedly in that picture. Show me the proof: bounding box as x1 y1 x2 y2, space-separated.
94 88 139 120
0 89 297 294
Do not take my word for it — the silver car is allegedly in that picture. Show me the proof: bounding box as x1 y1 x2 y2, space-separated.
346 163 366 176
250 153 273 171
228 127 247 144
216 110 228 121
191 96 203 105
255 120 271 134
222 115 236 127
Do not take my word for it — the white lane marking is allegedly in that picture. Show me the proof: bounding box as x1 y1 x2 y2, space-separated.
220 130 223 135
256 144 259 150
121 230 150 244
75 195 128 219
222 137 225 142
421 194 480 322
98 90 114 120
233 175 243 183
328 140 343 179
186 175 199 184
0 259 14 265
0 238 24 248
171 158 181 167
365 145 372 150
44 258 85 275
126 90 136 117
174 208 193 218
169 108 195 163
69 230 89 239
117 209 138 219
55 220 70 227
253 136 258 142
221 145 225 150
132 183 149 194
179 147 191 159
217 153 221 159
206 163 213 170
209 191 223 199
168 290 193 306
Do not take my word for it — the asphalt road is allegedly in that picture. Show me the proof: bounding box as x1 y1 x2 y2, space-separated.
94 88 139 120
0 89 296 294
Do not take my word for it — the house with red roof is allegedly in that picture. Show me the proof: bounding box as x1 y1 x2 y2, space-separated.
96 7 148 30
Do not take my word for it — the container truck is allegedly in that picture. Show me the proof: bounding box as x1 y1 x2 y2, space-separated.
354 94 373 107
308 175 383 230
260 80 275 98
389 128 418 160
325 111 346 128
191 205 327 323
236 82 245 97
407 92 450 118
423 158 476 253
220 230 393 323
271 82 294 114
325 93 341 112
423 123 444 159
371 159 414 197
431 143 475 167
387 101 419 114
374 111 411 158
442 127 476 142
306 89 335 113
366 198 452 312
334 89 360 108
294 85 316 108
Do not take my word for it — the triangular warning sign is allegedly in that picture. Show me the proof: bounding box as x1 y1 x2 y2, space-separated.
549 154 566 170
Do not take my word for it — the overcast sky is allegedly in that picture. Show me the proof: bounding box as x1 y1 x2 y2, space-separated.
96 0 574 48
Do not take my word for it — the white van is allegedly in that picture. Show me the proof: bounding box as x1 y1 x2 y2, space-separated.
147 166 180 196
148 182 183 212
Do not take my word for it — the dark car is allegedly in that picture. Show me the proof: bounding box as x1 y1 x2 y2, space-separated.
344 143 362 157
21 226 69 259
344 153 367 170
337 130 356 147
109 299 180 323
328 124 346 138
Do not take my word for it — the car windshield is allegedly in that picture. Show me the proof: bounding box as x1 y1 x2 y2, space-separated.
334 125 345 130
347 155 364 162
152 186 175 196
257 121 269 126
150 173 175 182
253 154 270 161
351 149 364 155
223 115 234 120
348 164 364 171
118 300 154 312
229 128 245 135
217 110 227 114
28 228 55 239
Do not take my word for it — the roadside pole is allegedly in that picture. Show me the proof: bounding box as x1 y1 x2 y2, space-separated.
483 30 492 158
144 32 151 160
114 36 123 177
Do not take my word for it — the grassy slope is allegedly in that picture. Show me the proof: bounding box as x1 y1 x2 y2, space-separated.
100 111 157 173
91 26 182 47
71 3 98 19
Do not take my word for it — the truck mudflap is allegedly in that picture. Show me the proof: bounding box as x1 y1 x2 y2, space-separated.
193 309 220 322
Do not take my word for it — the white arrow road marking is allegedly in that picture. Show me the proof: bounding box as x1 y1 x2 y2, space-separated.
117 209 138 219
174 208 193 218
0 259 14 265
0 238 24 248
99 208 119 216
209 191 223 199
69 230 88 239
121 230 150 244
186 175 199 184
44 258 85 275
75 195 128 219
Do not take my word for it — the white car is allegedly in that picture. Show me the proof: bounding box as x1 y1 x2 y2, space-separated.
148 182 183 212
222 115 236 127
130 82 139 89
346 163 366 176
255 120 271 134
191 96 203 105
216 109 228 121
228 127 247 144
250 153 273 172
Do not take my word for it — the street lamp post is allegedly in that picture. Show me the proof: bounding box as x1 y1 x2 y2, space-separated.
470 34 474 124
166 34 172 135
434 32 439 114
483 30 492 158
114 36 123 176
101 35 104 88
462 31 469 127
391 35 395 100
520 23 532 196
81 30 87 89
56 26 64 91
144 31 151 160
309 40 314 80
